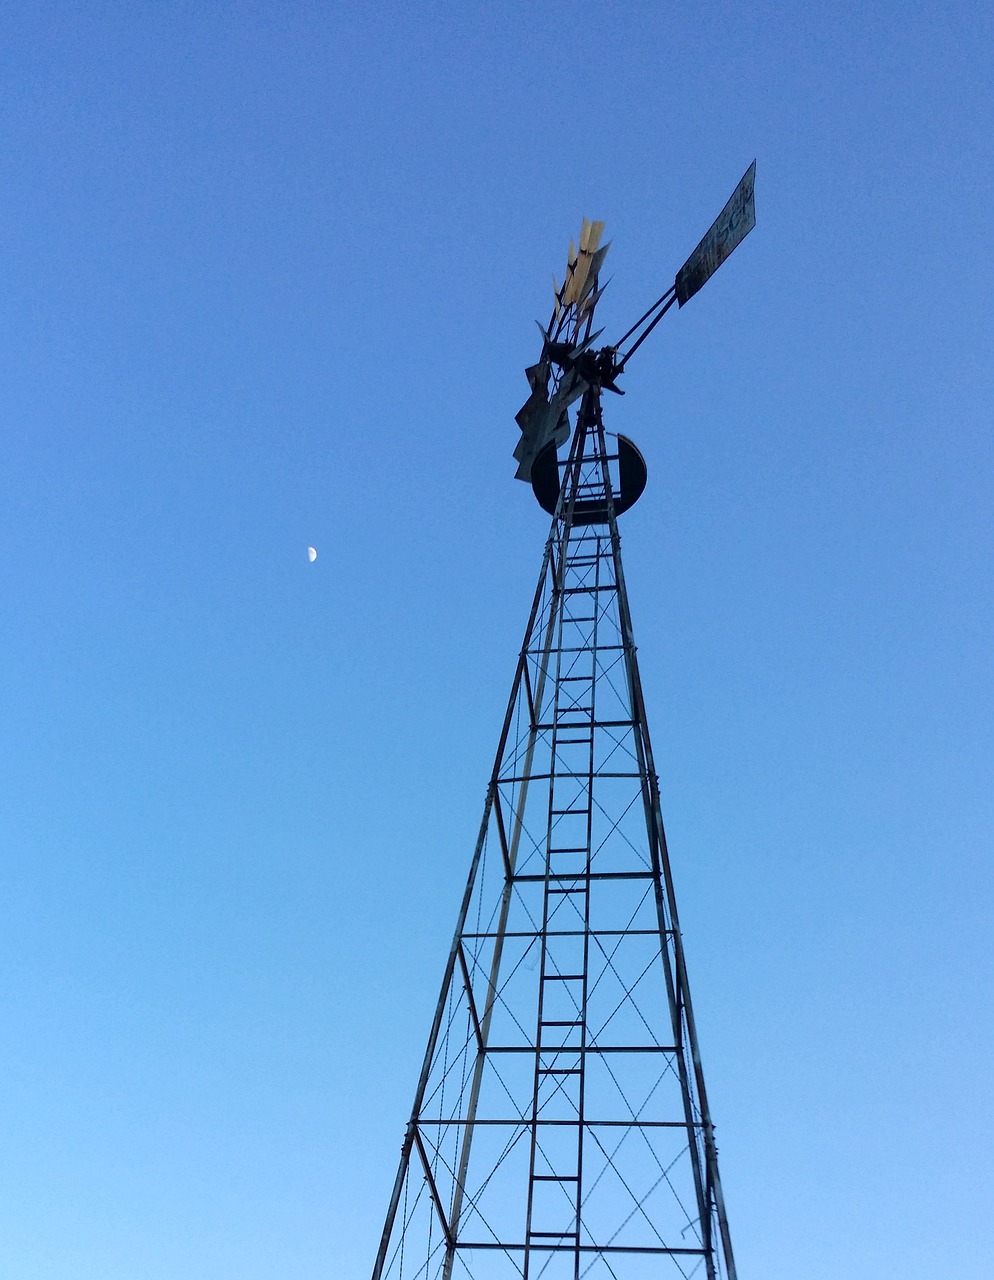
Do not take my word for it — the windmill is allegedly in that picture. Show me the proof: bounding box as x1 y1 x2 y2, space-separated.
370 163 757 1280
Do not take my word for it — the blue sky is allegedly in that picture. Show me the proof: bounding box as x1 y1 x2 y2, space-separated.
1 3 992 1277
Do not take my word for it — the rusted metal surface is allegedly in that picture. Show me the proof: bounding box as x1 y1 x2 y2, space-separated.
675 160 756 306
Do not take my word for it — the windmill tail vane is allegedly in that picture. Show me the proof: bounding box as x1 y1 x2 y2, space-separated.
370 163 756 1280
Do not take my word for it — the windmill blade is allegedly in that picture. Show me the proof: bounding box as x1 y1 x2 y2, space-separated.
514 351 590 481
513 394 574 479
578 243 611 302
562 225 610 311
568 327 604 359
579 218 606 254
578 281 607 319
563 255 590 309
515 217 612 481
674 160 756 306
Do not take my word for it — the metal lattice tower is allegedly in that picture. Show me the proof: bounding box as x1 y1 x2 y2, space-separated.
372 394 735 1280
371 171 755 1280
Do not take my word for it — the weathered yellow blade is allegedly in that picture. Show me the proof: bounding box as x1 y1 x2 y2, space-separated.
578 243 611 302
570 252 593 306
580 218 605 253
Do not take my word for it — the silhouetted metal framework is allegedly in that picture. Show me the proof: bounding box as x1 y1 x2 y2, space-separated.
371 387 737 1280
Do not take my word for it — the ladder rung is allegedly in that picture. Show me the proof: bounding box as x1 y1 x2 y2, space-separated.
553 644 623 653
532 1174 579 1182
543 973 584 981
524 871 651 881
